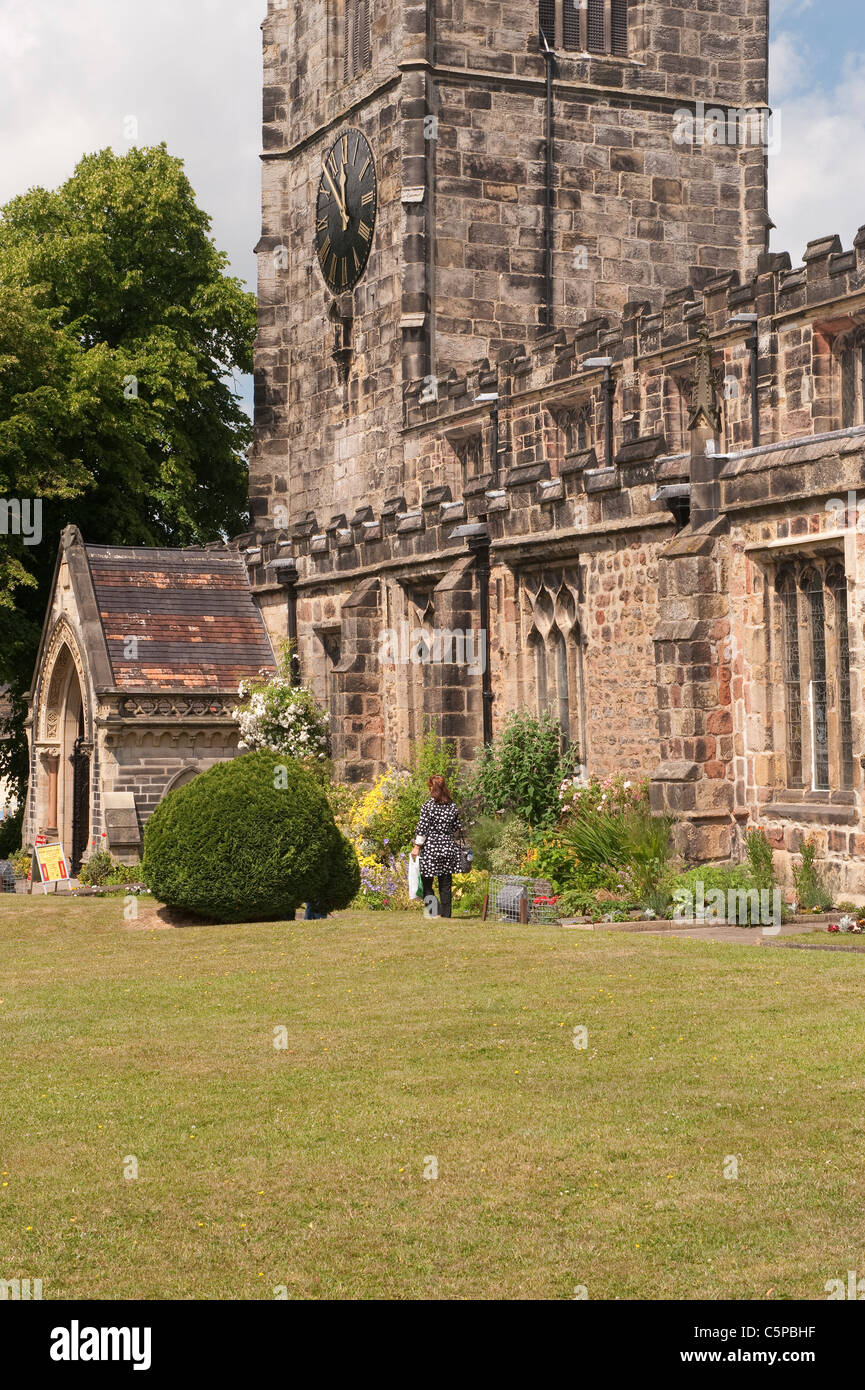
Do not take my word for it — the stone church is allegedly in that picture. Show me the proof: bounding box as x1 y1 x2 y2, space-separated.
23 0 865 895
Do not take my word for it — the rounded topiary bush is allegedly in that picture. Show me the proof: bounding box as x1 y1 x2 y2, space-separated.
142 751 360 922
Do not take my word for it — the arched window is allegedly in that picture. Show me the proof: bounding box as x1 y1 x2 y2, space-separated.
528 628 548 713
802 569 829 790
552 628 569 737
540 0 629 56
776 559 853 793
778 570 803 787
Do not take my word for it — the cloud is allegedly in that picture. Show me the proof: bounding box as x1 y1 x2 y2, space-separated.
771 0 814 17
0 0 262 294
770 50 865 262
769 32 808 101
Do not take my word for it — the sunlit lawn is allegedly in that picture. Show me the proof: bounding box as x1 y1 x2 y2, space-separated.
1 896 863 1300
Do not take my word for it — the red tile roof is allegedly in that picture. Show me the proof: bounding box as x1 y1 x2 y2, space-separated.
85 545 276 691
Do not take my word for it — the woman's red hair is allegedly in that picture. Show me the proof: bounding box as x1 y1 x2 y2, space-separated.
428 775 452 804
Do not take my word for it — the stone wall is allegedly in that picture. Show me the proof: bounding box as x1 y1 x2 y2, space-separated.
250 0 769 531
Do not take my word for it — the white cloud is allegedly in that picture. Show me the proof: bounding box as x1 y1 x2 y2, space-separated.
772 0 814 17
770 51 865 262
0 0 41 62
0 1 262 293
769 32 807 101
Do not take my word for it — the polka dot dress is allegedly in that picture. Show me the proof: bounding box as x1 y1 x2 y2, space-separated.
414 799 464 876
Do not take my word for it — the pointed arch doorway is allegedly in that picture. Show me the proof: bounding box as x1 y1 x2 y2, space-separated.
39 637 92 875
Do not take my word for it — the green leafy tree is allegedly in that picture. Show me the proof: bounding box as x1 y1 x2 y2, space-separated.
0 144 256 801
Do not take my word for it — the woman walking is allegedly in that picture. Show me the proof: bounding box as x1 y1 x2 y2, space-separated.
410 775 463 919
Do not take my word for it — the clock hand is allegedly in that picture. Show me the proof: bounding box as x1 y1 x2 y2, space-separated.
322 162 348 228
339 162 349 231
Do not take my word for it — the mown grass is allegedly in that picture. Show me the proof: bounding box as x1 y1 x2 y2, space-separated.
1 896 864 1300
781 930 865 950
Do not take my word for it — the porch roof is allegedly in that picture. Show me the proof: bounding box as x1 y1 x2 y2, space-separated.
84 544 276 691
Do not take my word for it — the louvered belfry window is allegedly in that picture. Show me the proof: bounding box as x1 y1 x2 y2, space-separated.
540 0 629 56
344 0 371 82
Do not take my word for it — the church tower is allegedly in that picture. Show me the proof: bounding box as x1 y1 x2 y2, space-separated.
247 0 771 779
250 0 769 534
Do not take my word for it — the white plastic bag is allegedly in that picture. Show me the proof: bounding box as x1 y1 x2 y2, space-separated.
408 853 420 900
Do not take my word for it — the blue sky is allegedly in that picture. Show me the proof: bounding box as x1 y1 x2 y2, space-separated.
771 0 852 91
769 0 865 257
0 0 861 401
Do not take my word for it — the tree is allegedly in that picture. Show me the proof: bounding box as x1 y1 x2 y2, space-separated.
0 144 257 805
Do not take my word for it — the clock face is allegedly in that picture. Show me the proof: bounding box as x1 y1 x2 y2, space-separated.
315 129 377 294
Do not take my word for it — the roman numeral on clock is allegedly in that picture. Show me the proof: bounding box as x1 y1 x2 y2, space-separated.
357 220 371 243
361 190 374 207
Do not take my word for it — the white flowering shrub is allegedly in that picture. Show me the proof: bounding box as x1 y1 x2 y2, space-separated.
231 648 330 763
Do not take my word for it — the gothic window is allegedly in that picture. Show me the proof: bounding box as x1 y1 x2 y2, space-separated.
557 402 594 457
528 628 548 713
344 0 371 82
804 569 829 790
840 335 865 428
451 432 484 481
779 571 803 787
540 0 629 56
523 576 585 754
552 628 570 737
776 560 854 793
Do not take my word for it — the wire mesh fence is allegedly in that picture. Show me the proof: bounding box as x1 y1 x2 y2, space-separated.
487 874 559 925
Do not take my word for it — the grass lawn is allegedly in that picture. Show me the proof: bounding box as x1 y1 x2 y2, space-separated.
780 931 865 950
1 895 864 1301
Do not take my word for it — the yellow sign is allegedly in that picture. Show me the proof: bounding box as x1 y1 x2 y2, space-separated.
34 843 70 885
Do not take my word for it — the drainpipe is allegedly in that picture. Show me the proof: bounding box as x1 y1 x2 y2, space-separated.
540 28 555 332
268 558 301 686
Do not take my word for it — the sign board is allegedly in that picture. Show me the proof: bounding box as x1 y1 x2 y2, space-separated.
30 842 70 892
27 834 49 886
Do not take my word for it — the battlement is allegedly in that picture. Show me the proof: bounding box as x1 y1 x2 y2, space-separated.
403 225 865 431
